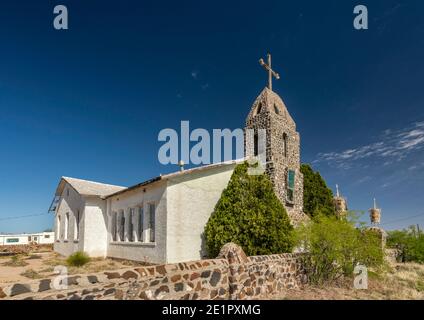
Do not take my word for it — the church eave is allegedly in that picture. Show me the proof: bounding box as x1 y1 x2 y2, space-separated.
104 159 244 199
103 176 162 199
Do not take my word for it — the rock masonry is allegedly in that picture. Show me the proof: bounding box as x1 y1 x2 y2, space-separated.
0 243 306 300
245 87 309 226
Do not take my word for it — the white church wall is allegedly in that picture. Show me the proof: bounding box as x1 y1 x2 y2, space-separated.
107 182 167 264
82 196 108 257
54 183 85 257
165 164 236 264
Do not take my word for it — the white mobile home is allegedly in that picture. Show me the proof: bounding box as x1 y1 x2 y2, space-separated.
0 232 54 246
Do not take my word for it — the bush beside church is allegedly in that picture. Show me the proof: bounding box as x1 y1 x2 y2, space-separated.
204 163 294 258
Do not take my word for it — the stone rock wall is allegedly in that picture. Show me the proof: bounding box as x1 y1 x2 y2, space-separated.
218 243 307 299
0 244 306 300
385 248 401 264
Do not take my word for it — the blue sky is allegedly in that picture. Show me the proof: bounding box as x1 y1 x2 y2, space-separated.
0 0 423 233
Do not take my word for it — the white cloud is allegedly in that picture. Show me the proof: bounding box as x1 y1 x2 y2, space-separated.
315 121 424 168
355 176 372 185
408 162 424 171
191 71 198 80
383 129 392 136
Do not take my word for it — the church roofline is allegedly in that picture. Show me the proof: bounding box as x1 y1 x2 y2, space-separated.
54 176 126 198
104 158 245 199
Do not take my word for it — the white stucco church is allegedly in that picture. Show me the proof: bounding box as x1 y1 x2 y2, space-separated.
51 55 307 264
51 161 240 264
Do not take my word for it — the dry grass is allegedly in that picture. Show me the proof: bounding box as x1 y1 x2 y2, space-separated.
1 251 152 283
42 253 64 267
40 253 149 275
1 244 53 255
26 254 42 260
272 262 424 300
2 255 29 267
20 269 43 279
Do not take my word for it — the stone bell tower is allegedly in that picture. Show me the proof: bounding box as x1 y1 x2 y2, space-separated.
245 54 307 225
333 184 348 219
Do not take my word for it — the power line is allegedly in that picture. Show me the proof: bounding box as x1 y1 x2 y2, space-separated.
0 212 50 222
380 213 424 226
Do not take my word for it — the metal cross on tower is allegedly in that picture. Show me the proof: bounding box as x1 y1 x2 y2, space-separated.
259 53 280 91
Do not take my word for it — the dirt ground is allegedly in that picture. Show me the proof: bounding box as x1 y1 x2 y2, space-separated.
270 263 424 300
0 251 149 285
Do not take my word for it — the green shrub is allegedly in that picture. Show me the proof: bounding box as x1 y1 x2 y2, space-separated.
300 164 335 218
416 280 424 292
387 226 424 263
204 162 294 257
294 212 384 285
66 251 90 267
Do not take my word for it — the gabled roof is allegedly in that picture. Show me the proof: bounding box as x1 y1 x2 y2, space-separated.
56 177 126 198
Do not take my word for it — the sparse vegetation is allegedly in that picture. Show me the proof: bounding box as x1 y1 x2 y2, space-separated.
121 259 144 266
2 255 29 267
0 251 154 285
294 212 384 285
415 280 424 292
26 254 42 260
387 226 424 263
0 244 53 255
43 253 66 267
272 262 424 300
20 269 43 279
38 267 54 273
66 251 90 267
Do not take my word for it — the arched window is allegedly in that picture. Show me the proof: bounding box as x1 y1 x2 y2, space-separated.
128 208 135 242
283 133 288 157
138 206 144 243
274 104 280 115
64 212 69 240
148 203 156 243
57 215 61 240
254 131 259 157
120 211 125 242
256 103 263 115
74 210 80 240
287 169 295 203
111 212 117 242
